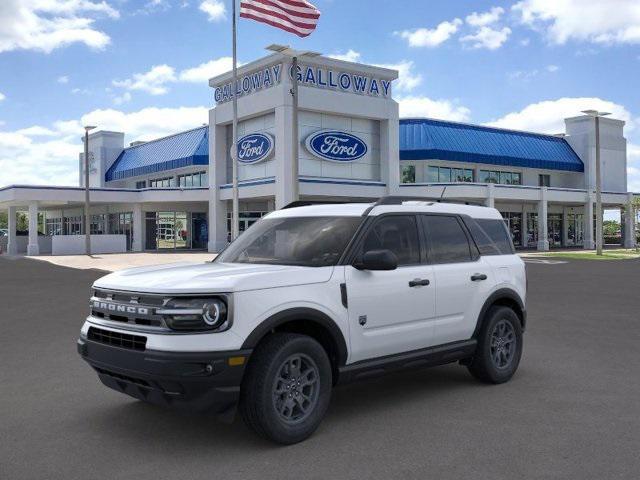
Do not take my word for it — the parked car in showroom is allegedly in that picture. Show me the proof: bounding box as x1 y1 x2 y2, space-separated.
78 196 526 444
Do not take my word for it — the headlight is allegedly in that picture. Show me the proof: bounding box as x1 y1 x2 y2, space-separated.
158 297 230 332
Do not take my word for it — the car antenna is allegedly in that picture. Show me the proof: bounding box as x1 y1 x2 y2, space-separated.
438 185 447 202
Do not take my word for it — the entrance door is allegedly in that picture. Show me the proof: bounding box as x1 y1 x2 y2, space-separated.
526 213 538 248
345 215 436 363
501 212 523 247
548 214 563 247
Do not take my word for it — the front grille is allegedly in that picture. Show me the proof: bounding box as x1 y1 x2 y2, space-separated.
90 289 167 329
88 326 147 351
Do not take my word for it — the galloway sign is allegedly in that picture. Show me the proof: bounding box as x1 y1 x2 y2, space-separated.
214 64 282 104
305 131 368 162
292 64 392 99
234 133 275 164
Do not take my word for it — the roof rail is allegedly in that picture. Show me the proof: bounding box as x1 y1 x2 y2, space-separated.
281 200 369 210
362 195 483 216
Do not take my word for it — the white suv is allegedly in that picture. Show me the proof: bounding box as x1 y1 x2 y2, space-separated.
78 197 526 444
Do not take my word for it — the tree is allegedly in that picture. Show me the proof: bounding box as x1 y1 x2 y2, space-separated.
0 211 6 230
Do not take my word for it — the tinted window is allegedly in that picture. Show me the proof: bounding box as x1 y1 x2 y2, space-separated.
422 215 472 264
216 216 362 267
360 216 420 266
470 218 514 255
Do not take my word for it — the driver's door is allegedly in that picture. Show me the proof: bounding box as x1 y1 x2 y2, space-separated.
345 214 436 363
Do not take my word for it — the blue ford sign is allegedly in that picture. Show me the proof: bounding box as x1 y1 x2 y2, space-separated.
235 133 274 164
305 131 368 162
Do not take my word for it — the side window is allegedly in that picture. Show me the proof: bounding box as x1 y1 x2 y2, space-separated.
360 215 420 266
475 219 514 255
422 215 473 264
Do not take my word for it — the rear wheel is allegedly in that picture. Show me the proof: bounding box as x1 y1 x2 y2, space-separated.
467 306 523 384
240 333 332 444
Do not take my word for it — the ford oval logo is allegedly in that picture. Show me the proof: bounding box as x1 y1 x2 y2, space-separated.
234 133 274 164
305 130 368 162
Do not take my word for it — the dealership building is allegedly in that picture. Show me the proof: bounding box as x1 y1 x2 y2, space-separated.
0 52 637 255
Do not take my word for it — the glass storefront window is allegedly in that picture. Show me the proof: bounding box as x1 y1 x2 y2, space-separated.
526 213 538 248
567 214 584 246
427 166 439 182
548 214 563 247
145 211 207 250
480 170 521 185
401 165 416 184
501 212 523 247
426 166 473 183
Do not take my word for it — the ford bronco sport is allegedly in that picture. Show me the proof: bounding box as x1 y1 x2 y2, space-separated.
78 196 526 444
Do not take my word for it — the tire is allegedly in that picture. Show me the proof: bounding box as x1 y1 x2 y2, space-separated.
240 333 332 444
467 306 523 384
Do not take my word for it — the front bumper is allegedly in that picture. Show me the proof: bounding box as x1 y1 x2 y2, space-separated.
77 336 252 420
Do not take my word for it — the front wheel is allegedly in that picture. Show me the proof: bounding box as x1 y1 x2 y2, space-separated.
240 333 332 444
467 306 523 384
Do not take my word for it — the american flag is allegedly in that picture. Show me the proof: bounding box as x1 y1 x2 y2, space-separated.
240 0 321 38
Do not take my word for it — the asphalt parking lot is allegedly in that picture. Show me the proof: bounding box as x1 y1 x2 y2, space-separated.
1 256 639 479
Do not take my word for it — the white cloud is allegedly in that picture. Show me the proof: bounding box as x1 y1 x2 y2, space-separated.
396 19 463 48
520 38 531 46
0 106 209 187
328 50 362 63
466 7 504 27
0 92 5 102
373 60 422 93
0 0 119 54
486 97 635 134
57 75 69 84
327 52 422 93
513 0 640 45
508 65 560 81
461 26 511 50
113 91 132 105
113 64 177 95
546 64 560 72
199 0 226 22
179 56 234 82
398 96 471 122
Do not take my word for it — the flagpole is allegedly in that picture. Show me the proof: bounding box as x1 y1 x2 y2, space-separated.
290 55 300 202
231 0 240 241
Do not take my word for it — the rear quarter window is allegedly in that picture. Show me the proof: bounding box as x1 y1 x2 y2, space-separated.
464 218 515 255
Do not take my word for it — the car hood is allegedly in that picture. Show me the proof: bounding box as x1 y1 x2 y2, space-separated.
93 261 334 294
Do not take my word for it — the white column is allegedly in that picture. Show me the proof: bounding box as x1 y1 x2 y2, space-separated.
7 206 18 255
27 203 40 256
485 183 495 208
132 204 143 252
537 187 549 251
381 111 400 195
624 193 636 248
583 195 595 249
274 104 295 209
208 118 231 253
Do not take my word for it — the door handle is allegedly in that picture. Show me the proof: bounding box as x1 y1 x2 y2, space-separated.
409 278 430 287
471 273 488 281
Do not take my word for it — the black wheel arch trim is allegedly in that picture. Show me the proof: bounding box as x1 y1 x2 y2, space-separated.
241 307 349 367
473 288 526 338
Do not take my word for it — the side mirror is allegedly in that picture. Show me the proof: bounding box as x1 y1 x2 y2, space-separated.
355 249 398 271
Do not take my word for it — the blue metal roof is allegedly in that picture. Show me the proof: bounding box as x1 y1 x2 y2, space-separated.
105 126 209 181
399 118 584 172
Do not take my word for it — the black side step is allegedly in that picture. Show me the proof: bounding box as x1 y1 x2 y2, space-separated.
337 339 477 384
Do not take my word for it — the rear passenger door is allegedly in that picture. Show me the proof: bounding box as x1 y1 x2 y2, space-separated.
420 215 496 345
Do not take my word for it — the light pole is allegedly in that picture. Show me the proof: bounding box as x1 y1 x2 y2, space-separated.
83 125 96 255
266 44 320 204
581 110 610 255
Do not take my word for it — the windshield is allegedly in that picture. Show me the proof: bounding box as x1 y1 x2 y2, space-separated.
216 216 363 267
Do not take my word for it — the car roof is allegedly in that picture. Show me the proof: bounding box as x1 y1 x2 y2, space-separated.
266 201 503 220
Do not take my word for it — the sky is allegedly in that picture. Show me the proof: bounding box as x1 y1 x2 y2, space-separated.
1 0 640 194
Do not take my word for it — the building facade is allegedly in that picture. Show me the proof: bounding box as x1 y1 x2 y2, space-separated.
0 52 637 255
